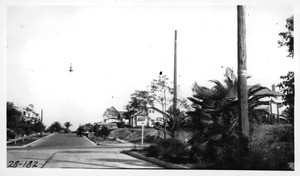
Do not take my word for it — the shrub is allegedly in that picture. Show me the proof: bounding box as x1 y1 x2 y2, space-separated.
247 124 294 170
187 128 241 169
145 144 160 158
7 130 16 140
145 138 189 163
99 126 110 139
117 122 125 128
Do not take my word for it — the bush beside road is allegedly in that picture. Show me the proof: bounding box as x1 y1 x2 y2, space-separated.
112 125 294 170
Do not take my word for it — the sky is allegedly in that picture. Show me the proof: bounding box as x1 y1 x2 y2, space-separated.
6 5 295 130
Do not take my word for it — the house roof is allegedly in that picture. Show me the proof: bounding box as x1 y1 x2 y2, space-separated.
131 111 147 117
150 107 172 118
118 111 126 118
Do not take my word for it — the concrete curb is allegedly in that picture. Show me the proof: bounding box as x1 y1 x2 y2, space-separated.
84 136 101 145
7 133 55 149
85 136 134 146
121 150 189 169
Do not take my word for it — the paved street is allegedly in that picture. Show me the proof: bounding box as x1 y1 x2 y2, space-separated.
30 133 96 149
7 133 161 169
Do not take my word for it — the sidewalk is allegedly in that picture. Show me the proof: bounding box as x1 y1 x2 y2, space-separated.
7 145 162 168
43 148 161 168
7 133 37 144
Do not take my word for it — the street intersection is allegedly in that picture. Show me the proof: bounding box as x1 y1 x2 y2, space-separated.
7 133 161 169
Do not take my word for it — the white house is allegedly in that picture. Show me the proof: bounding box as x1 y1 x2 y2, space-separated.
147 107 168 124
20 105 39 123
128 106 171 127
250 84 287 123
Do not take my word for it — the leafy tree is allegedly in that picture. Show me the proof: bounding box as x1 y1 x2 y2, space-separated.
99 126 110 140
64 121 72 132
83 123 93 132
93 124 101 136
32 119 46 135
76 126 84 136
150 73 173 112
278 16 294 58
150 73 191 139
14 119 32 141
7 102 22 130
278 16 294 124
7 102 34 140
278 71 294 123
124 90 154 125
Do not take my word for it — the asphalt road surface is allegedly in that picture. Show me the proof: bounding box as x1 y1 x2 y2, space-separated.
7 133 161 169
31 133 96 149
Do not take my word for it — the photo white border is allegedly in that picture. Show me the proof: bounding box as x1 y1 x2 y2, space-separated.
0 0 299 176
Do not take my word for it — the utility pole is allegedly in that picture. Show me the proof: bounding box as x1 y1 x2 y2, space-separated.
237 5 249 165
173 30 178 114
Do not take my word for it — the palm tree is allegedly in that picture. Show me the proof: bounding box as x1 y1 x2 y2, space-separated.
187 75 277 133
64 122 72 133
186 72 279 167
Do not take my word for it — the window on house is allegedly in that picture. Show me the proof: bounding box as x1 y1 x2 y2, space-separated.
137 116 146 121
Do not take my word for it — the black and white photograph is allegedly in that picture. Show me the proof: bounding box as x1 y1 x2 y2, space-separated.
1 0 298 175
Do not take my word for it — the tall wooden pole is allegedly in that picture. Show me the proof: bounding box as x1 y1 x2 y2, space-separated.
237 5 249 164
173 30 177 113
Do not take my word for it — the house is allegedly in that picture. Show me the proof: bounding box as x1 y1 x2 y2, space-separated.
102 107 123 124
251 84 286 123
20 106 39 123
128 107 172 127
129 111 149 127
118 111 126 120
105 122 118 130
148 106 172 125
104 116 119 123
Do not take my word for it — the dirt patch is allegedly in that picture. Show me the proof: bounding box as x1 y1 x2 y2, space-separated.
109 128 193 145
109 128 165 144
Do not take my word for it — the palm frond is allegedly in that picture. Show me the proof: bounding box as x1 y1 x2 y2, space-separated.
249 100 270 109
187 97 203 105
248 93 277 105
192 82 214 100
248 84 269 97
